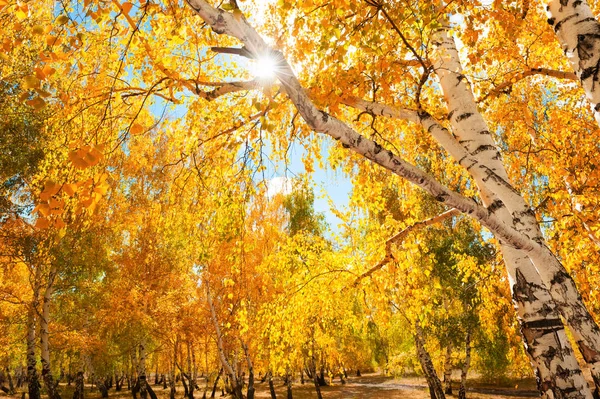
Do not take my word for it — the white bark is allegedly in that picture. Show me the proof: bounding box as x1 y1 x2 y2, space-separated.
547 0 600 125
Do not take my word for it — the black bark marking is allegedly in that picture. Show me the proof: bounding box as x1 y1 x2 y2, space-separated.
522 318 563 330
548 17 556 26
573 0 582 7
447 110 456 120
550 270 569 286
576 340 600 362
472 144 496 155
595 103 600 112
487 199 505 214
373 142 382 155
320 111 329 123
513 268 540 303
435 193 448 202
458 139 474 144
555 14 578 32
575 17 596 25
456 112 474 122
479 130 491 135
342 143 350 148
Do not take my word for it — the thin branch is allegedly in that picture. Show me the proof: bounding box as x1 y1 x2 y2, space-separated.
353 208 460 287
480 68 578 102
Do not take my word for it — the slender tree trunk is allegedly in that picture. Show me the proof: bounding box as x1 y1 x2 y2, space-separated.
206 285 243 399
285 368 292 399
458 330 472 399
72 371 84 399
40 268 61 399
6 367 15 394
443 345 452 395
27 274 41 399
170 341 176 399
138 343 148 399
241 341 254 399
210 369 221 399
309 360 323 399
267 372 276 399
187 341 194 399
415 322 445 399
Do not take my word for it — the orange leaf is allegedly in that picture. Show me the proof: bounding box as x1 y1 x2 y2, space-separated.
40 181 60 201
26 97 46 110
63 183 78 197
130 123 144 135
35 218 50 229
122 2 132 14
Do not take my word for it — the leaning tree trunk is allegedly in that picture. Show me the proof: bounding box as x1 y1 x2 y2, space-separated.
210 369 221 399
40 268 62 399
547 2 600 395
415 322 445 399
458 329 472 399
432 27 594 398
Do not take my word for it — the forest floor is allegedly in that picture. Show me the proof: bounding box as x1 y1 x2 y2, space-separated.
1 373 542 399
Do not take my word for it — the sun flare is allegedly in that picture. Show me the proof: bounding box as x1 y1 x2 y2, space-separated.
251 55 278 79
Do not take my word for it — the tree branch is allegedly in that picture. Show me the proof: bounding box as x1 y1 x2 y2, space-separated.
480 68 578 102
353 208 460 287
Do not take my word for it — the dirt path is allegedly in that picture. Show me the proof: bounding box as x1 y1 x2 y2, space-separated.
253 374 538 399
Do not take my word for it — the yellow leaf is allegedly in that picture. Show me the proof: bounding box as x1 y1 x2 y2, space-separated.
32 25 44 35
56 15 69 25
227 293 234 299
23 75 40 89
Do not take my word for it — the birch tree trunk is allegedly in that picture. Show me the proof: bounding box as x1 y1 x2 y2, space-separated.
40 268 61 399
458 330 471 399
442 345 452 395
433 29 598 397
